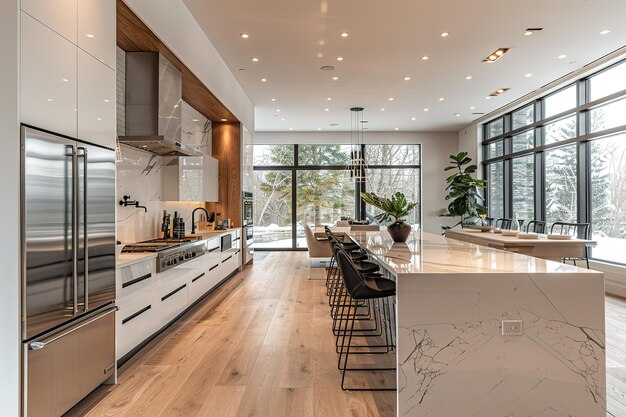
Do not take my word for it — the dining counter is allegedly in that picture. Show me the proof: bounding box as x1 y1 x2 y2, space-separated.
346 230 606 417
445 228 595 262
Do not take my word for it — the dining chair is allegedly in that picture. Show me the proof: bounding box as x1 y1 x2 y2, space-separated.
495 218 513 230
549 222 591 268
525 220 546 234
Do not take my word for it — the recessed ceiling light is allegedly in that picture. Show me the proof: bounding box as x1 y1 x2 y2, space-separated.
557 54 567 59
465 75 472 80
317 127 322 130
404 76 411 81
289 128 293 131
524 31 533 36
192 118 199 122
340 32 349 38
324 108 329 111
482 48 511 63
326 97 332 101
424 108 429 112
470 106 476 110
336 56 344 61
317 53 324 59
276 109 281 112
240 33 249 39
104 99 110 103
394 127 399 131
439 97 444 101
388 97 394 101
221 118 227 122
380 108 386 111
96 117 102 121
454 113 461 117
62 78 69 82
86 34 94 38
332 76 339 80
525 73 533 78
441 32 449 37
271 98 276 101
281 118 285 121
421 56 429 61
600 29 611 35
261 78 268 82
47 98 53 102
411 117 416 121
485 96 491 100
251 57 259 62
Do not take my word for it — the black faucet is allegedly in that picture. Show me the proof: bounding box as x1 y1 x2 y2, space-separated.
191 207 210 234
119 195 147 212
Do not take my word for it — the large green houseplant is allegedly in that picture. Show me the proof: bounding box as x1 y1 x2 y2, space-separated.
441 152 487 230
361 191 418 242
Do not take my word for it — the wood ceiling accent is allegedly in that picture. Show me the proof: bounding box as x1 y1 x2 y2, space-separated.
116 0 238 123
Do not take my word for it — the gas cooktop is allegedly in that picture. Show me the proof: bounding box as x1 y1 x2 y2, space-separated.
121 237 198 253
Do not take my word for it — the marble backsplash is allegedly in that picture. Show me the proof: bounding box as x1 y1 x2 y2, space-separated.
117 144 210 243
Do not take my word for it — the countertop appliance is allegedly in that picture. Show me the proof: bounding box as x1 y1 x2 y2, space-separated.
242 191 254 265
21 126 117 417
122 238 207 272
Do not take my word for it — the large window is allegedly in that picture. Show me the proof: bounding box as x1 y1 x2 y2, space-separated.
482 59 626 264
254 144 421 250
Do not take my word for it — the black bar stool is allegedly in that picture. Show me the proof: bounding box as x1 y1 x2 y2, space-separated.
334 249 396 391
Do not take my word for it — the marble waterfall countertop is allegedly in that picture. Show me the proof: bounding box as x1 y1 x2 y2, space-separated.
345 230 606 417
346 230 598 275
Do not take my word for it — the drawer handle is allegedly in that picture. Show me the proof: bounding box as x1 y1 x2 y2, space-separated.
122 305 151 325
235 250 240 255
161 284 187 301
122 272 152 289
208 246 219 253
222 256 232 263
209 264 219 271
192 273 205 283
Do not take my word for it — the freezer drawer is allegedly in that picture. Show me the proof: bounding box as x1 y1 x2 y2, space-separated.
24 305 116 417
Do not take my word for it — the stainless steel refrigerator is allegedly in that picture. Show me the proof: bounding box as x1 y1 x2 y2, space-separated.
21 126 117 417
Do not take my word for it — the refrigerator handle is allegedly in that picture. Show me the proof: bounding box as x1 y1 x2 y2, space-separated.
78 147 88 311
68 145 79 316
28 305 117 350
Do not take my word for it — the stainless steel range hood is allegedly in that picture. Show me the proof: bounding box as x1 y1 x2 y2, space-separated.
119 52 199 157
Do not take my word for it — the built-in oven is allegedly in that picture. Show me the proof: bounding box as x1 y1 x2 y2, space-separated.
242 191 254 264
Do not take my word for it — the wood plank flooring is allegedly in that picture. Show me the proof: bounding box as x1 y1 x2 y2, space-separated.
66 252 396 417
65 252 626 417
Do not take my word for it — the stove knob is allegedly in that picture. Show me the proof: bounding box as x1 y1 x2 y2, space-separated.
173 259 177 264
192 252 196 257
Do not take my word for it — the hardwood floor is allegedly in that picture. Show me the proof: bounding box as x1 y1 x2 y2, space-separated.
66 252 396 417
66 252 626 417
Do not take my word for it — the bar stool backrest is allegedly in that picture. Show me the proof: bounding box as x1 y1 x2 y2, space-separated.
550 222 590 239
335 250 378 300
526 220 546 234
495 218 513 229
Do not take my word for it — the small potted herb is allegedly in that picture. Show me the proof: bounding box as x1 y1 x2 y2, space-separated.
361 192 418 242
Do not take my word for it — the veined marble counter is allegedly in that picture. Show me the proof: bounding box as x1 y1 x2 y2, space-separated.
346 230 606 417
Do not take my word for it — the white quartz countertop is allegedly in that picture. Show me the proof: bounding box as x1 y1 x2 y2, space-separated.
117 252 157 268
186 227 241 239
346 230 601 275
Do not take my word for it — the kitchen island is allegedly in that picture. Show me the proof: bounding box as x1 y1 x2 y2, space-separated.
346 230 606 417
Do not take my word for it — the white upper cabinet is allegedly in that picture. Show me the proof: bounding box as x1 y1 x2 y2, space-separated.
21 12 77 138
241 126 253 193
77 0 116 69
163 156 219 202
78 49 116 148
21 0 77 43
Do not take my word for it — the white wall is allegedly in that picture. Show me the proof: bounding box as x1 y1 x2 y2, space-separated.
255 131 459 235
0 0 21 415
123 0 255 132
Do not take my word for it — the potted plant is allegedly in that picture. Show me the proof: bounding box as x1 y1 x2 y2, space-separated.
441 152 487 230
361 191 418 242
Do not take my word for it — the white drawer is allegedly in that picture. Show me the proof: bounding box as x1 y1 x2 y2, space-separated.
117 259 155 295
117 294 156 359
158 278 189 324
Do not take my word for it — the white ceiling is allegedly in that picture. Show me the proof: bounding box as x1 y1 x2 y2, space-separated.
183 0 626 132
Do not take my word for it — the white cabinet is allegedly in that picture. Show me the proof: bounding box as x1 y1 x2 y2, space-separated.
78 49 116 148
163 156 219 202
241 126 254 193
77 0 116 69
20 12 77 138
21 0 77 43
